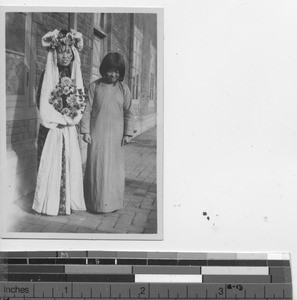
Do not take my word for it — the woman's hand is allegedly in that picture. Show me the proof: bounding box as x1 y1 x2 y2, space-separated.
63 113 82 126
121 135 132 146
57 124 67 129
83 133 92 144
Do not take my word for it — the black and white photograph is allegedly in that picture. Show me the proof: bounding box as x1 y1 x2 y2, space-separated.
2 0 297 295
1 8 163 239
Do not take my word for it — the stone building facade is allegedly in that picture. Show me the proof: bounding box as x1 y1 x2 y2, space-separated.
5 12 158 203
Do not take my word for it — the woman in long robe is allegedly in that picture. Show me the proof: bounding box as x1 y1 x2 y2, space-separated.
32 29 86 216
81 52 134 213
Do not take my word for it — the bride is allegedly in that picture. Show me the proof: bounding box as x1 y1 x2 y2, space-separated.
32 29 86 216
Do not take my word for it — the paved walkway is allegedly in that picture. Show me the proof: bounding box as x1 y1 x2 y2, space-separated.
9 127 157 235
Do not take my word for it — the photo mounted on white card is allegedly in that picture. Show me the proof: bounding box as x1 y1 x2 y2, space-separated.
0 6 163 240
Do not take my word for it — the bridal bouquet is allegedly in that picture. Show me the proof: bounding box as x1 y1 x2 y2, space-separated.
49 77 86 120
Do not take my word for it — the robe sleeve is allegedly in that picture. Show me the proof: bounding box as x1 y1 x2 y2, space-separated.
80 81 96 134
123 83 134 136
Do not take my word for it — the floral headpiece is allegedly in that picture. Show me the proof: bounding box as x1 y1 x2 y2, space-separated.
42 29 84 51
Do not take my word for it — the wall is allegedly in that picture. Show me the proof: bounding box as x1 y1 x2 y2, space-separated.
134 14 157 134
76 13 93 87
110 13 131 82
75 13 94 169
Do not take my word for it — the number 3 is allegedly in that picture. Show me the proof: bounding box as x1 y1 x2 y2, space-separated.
218 287 224 295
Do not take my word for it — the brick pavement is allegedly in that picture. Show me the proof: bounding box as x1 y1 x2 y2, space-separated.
8 127 157 235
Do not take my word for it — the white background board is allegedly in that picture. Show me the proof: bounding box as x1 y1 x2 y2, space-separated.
1 0 297 294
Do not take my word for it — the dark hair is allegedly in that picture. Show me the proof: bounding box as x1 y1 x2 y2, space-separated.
99 52 125 82
59 29 70 36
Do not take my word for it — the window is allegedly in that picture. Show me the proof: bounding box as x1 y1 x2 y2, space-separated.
91 13 108 82
94 13 106 31
91 36 106 82
6 12 31 106
131 27 143 100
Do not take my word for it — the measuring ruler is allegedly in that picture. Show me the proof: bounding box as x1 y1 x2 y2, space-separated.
0 251 293 299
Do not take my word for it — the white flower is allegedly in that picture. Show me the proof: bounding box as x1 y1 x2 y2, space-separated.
60 77 73 87
79 103 86 111
76 39 84 51
66 96 77 107
71 29 83 50
61 108 70 115
70 29 80 38
63 86 70 95
41 29 59 48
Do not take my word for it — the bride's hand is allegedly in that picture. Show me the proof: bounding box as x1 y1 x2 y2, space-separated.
57 124 67 129
63 113 82 126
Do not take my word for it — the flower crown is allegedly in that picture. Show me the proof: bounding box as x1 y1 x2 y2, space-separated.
42 29 84 51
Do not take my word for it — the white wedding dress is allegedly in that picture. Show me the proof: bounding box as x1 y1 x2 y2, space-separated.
32 125 86 215
32 46 86 216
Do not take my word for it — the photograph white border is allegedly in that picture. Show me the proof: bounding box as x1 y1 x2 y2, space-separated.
0 6 164 240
